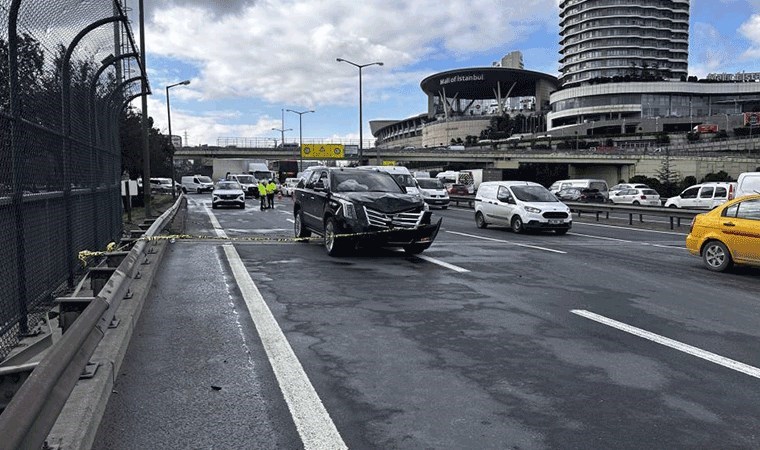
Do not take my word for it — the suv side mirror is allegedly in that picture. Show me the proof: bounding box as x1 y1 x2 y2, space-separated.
497 194 511 203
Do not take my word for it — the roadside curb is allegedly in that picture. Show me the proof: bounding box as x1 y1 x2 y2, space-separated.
45 240 169 449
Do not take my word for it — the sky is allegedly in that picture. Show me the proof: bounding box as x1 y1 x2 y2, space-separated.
123 0 760 147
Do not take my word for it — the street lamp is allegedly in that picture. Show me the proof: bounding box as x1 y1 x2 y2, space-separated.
166 79 190 198
286 109 315 172
336 57 384 163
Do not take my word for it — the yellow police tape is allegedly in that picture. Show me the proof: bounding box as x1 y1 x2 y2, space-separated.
77 228 409 267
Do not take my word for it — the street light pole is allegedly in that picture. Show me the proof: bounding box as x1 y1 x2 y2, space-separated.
286 109 315 173
336 58 383 163
166 79 190 198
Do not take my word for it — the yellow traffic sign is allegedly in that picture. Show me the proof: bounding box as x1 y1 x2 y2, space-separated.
301 143 345 159
382 161 396 166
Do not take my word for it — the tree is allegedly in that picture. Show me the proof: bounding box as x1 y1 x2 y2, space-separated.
701 171 733 183
655 150 681 197
120 108 173 179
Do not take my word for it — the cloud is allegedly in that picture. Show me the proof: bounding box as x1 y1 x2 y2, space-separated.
739 14 760 59
688 22 736 77
142 0 557 107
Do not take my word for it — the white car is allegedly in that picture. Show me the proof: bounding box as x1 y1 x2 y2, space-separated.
475 181 572 234
212 181 245 209
282 177 300 196
609 188 661 206
415 178 449 209
609 183 649 197
664 182 737 209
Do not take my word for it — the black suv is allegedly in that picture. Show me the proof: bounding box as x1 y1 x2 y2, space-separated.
293 167 442 256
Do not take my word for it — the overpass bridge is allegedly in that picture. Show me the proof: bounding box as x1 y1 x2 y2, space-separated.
174 145 760 181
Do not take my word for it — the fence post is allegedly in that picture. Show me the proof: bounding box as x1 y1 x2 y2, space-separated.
8 0 29 334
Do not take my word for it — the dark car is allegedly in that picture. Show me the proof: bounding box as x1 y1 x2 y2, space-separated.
556 187 606 203
293 167 442 256
447 184 471 196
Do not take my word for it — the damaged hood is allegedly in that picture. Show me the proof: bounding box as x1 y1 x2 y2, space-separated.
335 192 423 213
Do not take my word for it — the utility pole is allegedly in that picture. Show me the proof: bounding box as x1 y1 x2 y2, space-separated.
138 0 151 217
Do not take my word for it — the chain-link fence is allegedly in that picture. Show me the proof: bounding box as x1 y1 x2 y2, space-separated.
0 0 146 361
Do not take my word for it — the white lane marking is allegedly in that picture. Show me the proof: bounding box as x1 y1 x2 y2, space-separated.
286 219 295 224
204 207 228 239
571 309 760 380
568 232 685 250
415 254 470 273
572 221 688 236
223 244 347 449
446 231 567 254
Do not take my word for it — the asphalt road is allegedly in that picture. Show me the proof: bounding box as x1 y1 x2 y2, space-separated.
95 194 760 449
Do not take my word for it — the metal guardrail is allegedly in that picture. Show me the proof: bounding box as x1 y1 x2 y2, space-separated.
448 195 703 230
0 195 184 450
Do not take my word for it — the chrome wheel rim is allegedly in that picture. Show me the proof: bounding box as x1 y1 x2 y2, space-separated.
514 218 522 231
325 221 335 251
705 245 725 268
476 213 484 227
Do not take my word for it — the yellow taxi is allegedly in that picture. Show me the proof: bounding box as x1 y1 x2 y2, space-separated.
686 194 760 272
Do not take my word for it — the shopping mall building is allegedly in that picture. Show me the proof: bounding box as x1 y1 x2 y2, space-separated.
371 0 760 149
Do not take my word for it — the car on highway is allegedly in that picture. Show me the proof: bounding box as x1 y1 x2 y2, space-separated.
555 187 606 203
609 183 649 197
609 188 661 206
293 167 442 256
475 181 572 234
416 177 450 209
736 172 760 198
226 174 258 198
664 182 736 209
448 184 471 196
282 177 300 196
181 175 214 194
686 194 760 272
211 181 246 209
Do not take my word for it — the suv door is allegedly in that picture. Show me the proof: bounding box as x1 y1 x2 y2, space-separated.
305 170 330 231
494 185 517 225
721 198 760 262
710 186 728 209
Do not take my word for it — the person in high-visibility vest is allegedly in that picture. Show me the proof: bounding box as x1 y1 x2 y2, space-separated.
258 180 268 210
266 179 277 209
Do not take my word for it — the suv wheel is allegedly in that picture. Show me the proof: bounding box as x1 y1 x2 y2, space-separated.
324 217 349 256
294 210 311 240
511 216 525 234
632 201 640 206
702 240 733 272
475 211 487 229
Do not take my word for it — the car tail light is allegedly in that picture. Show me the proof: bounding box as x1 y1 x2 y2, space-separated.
728 184 735 200
689 217 696 234
640 195 647 199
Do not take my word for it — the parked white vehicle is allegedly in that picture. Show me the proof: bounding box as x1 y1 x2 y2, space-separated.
609 188 661 206
664 182 737 209
282 177 300 196
474 181 572 234
226 174 257 198
212 180 245 209
736 172 760 198
358 165 420 196
415 178 450 209
181 175 214 194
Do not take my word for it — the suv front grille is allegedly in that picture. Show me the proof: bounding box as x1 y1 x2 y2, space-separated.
364 207 423 229
543 211 569 219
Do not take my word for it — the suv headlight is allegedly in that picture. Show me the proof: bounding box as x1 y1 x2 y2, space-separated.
337 199 356 219
423 202 430 212
524 206 541 214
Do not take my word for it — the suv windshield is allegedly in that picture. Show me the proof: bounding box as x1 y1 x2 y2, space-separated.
417 178 443 189
589 182 607 191
216 181 240 190
331 171 404 193
198 176 212 183
235 175 255 184
511 185 559 202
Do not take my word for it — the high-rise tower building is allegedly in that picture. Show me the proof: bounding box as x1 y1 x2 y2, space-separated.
559 0 690 87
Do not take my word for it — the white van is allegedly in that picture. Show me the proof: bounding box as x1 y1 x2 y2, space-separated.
664 182 737 209
181 175 214 194
415 178 450 209
475 181 572 234
226 173 258 197
736 172 760 198
549 179 609 199
358 166 420 195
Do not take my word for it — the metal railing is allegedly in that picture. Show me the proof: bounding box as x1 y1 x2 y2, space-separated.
448 195 702 230
0 194 183 450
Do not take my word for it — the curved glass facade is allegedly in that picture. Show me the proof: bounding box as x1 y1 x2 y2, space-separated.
559 0 690 87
